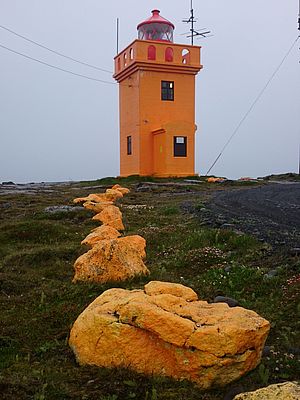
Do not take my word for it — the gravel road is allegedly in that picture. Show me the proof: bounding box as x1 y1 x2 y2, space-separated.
204 182 300 249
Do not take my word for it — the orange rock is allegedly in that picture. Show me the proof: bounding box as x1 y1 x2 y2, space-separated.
73 193 109 204
83 200 114 213
69 282 270 389
233 382 300 400
92 205 124 231
73 235 148 283
207 177 226 183
144 281 198 301
105 188 123 202
121 235 146 258
112 184 130 195
81 225 121 247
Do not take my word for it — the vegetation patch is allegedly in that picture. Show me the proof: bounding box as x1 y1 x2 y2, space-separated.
0 177 299 399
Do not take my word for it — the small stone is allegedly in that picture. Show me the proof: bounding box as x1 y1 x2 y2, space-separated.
44 205 83 213
221 223 235 229
288 347 300 355
1 181 15 185
0 202 12 209
290 248 300 256
264 269 278 279
262 345 271 357
214 296 239 307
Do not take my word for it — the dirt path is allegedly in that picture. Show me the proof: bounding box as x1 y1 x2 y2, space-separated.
203 182 300 249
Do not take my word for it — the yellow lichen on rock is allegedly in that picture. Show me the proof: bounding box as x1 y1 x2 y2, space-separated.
73 235 148 283
233 382 300 400
81 225 121 247
73 193 110 204
105 188 123 202
69 281 270 388
82 200 114 213
144 281 198 301
92 205 124 231
112 184 130 195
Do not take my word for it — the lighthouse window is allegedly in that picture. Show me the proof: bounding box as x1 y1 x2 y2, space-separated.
161 81 174 101
174 136 187 157
165 47 174 62
127 136 132 155
148 45 156 60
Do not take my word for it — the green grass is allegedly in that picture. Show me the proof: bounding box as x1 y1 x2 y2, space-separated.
0 176 299 399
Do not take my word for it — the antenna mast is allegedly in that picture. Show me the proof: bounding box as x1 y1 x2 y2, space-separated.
298 1 300 174
116 18 119 54
298 0 300 32
182 0 211 45
190 0 195 45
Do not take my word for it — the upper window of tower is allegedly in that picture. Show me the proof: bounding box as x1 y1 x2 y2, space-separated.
148 45 156 60
165 47 173 62
137 10 174 42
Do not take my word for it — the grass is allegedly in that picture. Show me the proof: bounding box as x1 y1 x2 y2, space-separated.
0 177 299 399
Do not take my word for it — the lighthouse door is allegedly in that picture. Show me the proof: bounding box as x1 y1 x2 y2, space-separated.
152 129 166 176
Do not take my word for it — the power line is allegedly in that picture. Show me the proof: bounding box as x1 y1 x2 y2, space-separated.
0 43 117 85
206 35 300 176
0 24 113 74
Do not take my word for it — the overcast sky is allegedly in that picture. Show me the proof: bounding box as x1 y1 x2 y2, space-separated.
1 0 299 183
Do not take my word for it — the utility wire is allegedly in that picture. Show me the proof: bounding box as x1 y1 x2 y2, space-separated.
206 35 300 176
0 24 113 74
0 43 117 85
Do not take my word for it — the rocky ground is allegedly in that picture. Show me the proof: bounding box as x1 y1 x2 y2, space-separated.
199 182 300 251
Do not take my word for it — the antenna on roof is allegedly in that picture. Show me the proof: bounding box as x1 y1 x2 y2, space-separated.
298 0 300 32
116 18 119 54
182 0 211 45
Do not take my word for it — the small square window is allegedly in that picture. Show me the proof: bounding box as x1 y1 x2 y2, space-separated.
161 81 174 101
174 136 187 157
127 136 132 155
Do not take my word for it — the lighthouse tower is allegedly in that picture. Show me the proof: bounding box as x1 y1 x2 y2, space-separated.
113 9 202 177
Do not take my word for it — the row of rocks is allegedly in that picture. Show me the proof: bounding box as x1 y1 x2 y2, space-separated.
69 185 271 391
72 184 149 283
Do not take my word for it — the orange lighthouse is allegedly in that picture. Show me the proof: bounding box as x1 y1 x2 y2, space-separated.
113 9 202 177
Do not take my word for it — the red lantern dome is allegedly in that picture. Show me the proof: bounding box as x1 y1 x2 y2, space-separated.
137 9 175 42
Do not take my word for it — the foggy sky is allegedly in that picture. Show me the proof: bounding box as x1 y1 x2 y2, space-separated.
1 0 299 183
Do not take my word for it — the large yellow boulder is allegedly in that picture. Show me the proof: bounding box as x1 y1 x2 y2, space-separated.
69 282 270 388
73 235 148 283
233 382 300 399
92 205 124 231
81 225 121 247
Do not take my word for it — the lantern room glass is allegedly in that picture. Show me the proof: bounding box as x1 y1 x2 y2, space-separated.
138 23 174 42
